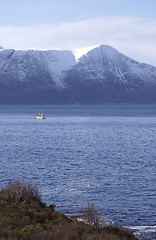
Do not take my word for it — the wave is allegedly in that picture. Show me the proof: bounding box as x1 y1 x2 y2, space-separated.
126 225 156 239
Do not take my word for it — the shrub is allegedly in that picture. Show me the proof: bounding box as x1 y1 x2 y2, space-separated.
83 203 103 229
0 181 41 205
21 225 36 234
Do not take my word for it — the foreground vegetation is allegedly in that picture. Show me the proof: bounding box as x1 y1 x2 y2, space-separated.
0 181 138 240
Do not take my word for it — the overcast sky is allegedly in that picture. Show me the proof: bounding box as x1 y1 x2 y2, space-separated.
0 0 156 65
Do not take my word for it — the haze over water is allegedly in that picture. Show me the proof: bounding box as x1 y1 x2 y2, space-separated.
0 105 156 239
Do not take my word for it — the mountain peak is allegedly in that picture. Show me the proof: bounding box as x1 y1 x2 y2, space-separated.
80 44 120 62
99 44 118 56
0 46 4 50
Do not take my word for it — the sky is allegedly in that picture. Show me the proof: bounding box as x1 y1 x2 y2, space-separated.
0 0 156 65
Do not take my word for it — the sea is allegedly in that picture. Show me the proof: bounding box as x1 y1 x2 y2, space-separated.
0 104 156 239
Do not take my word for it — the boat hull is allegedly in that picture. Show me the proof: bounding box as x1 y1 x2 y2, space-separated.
36 116 46 119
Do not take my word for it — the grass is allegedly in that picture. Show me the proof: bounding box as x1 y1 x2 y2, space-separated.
0 181 138 240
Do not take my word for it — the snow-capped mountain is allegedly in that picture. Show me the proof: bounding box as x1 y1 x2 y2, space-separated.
0 48 76 103
0 45 156 104
63 45 156 103
0 48 76 88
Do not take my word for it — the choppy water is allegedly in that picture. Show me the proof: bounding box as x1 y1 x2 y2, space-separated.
0 105 156 239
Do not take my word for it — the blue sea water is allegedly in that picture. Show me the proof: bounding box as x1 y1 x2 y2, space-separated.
0 105 156 239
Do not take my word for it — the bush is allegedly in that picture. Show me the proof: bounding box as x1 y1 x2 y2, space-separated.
0 181 41 205
83 203 103 229
21 225 37 234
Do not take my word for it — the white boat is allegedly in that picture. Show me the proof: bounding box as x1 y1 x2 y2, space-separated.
36 113 46 119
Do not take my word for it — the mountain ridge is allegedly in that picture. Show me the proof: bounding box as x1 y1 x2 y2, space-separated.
0 45 156 104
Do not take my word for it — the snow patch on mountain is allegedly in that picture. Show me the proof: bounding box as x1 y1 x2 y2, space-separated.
42 50 76 87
